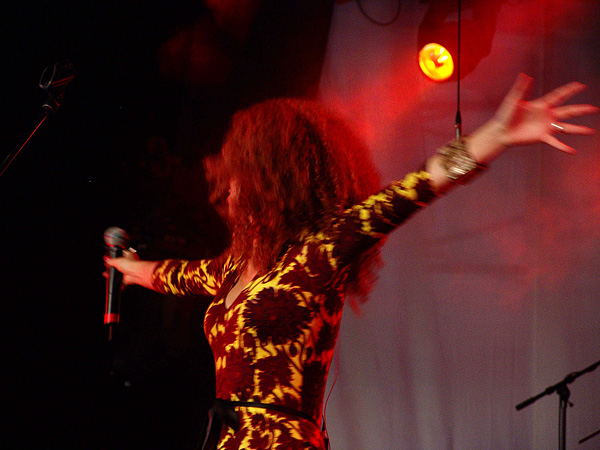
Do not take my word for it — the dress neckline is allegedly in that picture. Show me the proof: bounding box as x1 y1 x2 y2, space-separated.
222 267 261 311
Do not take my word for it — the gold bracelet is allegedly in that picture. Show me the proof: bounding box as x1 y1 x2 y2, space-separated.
437 138 486 184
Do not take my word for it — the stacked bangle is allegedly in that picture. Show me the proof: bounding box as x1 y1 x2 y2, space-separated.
437 138 486 184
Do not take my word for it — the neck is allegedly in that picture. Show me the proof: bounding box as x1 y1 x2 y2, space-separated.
242 264 258 282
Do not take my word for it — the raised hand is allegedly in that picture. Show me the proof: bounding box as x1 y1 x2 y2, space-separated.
493 73 598 153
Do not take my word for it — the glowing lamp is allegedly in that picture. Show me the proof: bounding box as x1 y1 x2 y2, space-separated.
418 43 454 81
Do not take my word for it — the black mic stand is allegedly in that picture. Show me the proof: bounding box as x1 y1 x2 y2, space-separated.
0 60 74 178
515 359 600 450
579 428 600 445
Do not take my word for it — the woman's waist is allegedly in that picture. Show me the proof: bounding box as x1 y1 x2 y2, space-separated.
216 398 320 426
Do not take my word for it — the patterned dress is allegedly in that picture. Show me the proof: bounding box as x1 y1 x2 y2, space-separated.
152 170 437 449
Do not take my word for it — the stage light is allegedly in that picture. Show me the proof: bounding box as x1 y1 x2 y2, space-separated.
418 43 454 81
417 0 501 81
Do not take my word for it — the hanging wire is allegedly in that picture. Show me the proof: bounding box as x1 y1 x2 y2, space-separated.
356 0 401 26
321 346 341 450
455 0 462 140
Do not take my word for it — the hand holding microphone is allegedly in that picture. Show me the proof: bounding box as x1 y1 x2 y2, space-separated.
103 228 161 339
104 227 130 340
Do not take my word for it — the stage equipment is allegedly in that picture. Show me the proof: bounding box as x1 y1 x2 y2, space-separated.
579 428 600 445
104 227 130 341
0 60 75 178
516 358 600 450
421 0 467 139
418 43 454 81
417 0 500 82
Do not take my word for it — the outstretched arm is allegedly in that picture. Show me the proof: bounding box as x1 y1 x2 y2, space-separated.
104 251 232 297
330 75 597 266
427 74 598 192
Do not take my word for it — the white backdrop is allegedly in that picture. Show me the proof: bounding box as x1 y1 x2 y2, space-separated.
319 1 600 449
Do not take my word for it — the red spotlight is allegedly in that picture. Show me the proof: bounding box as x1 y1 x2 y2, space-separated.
418 43 454 81
417 0 500 81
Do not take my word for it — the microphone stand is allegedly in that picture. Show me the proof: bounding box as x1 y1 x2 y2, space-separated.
515 359 600 450
579 428 600 445
0 60 74 178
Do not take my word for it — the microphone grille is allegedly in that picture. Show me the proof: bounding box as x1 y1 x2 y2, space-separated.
104 227 130 247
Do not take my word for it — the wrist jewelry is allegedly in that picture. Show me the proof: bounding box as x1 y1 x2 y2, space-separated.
437 138 486 184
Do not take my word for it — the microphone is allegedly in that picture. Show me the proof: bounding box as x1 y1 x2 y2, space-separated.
39 60 75 113
104 226 130 340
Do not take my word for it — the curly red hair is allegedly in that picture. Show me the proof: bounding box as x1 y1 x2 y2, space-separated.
205 98 382 306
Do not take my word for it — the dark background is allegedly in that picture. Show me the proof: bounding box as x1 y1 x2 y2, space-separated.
1 1 333 448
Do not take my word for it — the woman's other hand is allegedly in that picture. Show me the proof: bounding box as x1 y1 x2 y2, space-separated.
104 250 159 291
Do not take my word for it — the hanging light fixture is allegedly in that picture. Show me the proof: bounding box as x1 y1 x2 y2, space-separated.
417 0 500 82
418 42 454 81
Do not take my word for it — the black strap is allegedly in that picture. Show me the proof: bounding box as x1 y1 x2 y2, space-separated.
226 400 319 426
199 399 319 450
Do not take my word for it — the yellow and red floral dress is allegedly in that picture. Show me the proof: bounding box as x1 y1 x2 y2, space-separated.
152 170 437 450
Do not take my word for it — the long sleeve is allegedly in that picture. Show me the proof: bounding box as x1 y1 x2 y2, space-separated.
152 256 235 297
332 168 439 266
